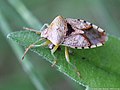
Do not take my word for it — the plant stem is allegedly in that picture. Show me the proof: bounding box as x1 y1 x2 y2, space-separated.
0 10 49 90
8 0 42 29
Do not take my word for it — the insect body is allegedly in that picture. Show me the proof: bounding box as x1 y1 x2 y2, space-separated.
22 16 108 76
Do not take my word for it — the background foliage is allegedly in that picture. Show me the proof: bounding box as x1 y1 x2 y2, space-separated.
0 0 120 90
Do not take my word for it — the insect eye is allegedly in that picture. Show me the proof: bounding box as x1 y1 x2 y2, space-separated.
83 20 86 23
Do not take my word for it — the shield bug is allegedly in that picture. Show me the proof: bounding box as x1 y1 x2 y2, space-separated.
22 16 108 76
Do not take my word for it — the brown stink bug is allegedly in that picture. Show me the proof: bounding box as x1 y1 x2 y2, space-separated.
22 16 108 76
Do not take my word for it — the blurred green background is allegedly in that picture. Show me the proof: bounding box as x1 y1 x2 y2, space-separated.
0 0 120 90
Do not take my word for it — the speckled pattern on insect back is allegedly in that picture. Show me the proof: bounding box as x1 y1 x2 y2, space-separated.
61 18 108 49
22 16 108 76
41 16 108 49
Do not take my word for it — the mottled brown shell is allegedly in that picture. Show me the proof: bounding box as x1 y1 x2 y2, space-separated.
41 16 67 46
62 18 108 49
41 16 108 49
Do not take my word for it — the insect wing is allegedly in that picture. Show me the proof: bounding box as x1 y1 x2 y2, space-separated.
62 18 108 49
66 18 92 30
83 27 107 46
62 34 91 49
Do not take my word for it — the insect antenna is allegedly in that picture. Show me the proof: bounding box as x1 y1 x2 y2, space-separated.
23 27 41 34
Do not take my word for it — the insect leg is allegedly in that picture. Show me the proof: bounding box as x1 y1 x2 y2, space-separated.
51 45 59 67
65 47 80 77
22 39 51 60
40 23 49 31
65 47 70 62
23 27 41 34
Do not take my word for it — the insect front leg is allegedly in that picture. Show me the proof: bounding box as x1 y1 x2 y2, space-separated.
51 45 59 67
65 47 80 77
40 23 49 31
22 39 51 60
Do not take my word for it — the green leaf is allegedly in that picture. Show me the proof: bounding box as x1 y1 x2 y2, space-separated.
7 31 120 88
